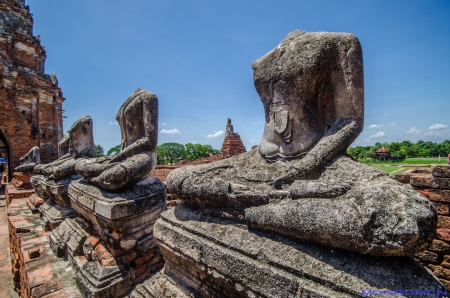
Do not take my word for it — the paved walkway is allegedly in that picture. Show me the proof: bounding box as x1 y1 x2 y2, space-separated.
0 185 19 297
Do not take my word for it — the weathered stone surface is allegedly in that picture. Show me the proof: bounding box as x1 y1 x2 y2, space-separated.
253 30 363 160
429 239 450 254
69 176 166 251
415 250 439 263
75 89 158 191
0 0 65 174
141 205 446 298
14 146 40 172
168 152 436 256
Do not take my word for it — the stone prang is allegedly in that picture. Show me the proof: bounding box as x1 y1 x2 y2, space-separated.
136 30 445 297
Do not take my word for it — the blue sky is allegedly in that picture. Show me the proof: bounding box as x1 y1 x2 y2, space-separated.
28 0 450 152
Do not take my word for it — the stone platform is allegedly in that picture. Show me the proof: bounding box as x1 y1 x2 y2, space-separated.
31 175 79 231
5 184 34 206
7 196 82 297
135 204 447 298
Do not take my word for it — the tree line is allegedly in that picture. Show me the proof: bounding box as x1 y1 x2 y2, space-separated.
347 140 450 160
95 143 220 165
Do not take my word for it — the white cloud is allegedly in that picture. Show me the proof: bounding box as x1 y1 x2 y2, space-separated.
389 123 396 126
406 127 421 135
368 131 385 139
160 129 180 134
192 141 197 144
109 121 118 125
368 124 383 129
384 113 388 116
206 130 224 138
249 140 254 142
428 124 449 131
162 123 167 126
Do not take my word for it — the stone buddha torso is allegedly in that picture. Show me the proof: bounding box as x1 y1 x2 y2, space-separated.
75 88 158 191
165 30 436 257
14 146 40 172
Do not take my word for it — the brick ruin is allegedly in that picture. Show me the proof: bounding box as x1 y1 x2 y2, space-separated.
0 0 65 177
396 163 450 289
220 118 246 157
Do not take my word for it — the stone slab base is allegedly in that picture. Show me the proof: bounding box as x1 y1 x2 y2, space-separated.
40 199 78 231
143 204 447 298
69 177 167 251
7 196 82 297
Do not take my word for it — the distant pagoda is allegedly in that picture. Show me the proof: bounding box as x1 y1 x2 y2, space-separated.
220 118 246 157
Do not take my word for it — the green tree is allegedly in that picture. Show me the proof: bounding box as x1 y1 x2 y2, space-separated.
156 143 186 165
95 144 105 157
185 143 215 160
107 145 121 156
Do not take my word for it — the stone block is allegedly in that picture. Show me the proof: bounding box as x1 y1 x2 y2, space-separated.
429 240 450 254
69 176 166 251
442 255 450 269
411 174 439 188
74 257 132 298
432 165 450 178
438 229 450 242
435 202 450 215
142 205 446 297
439 216 450 229
418 189 450 203
415 250 439 263
40 199 78 231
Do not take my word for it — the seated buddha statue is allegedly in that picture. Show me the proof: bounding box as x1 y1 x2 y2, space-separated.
165 30 437 257
75 88 158 191
14 146 40 172
34 116 97 180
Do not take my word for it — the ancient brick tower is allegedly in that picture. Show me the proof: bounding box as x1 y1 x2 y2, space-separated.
220 118 246 157
0 0 65 176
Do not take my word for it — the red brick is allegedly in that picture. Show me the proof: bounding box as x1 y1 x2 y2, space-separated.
134 251 154 268
133 263 148 278
90 236 100 247
94 244 117 267
437 229 450 242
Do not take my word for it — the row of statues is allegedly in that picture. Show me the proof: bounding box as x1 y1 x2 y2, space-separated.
12 29 442 296
13 31 439 296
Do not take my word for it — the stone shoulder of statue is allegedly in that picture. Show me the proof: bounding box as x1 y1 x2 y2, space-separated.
75 88 158 191
165 30 437 257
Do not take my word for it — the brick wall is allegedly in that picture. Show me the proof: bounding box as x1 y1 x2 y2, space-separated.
396 165 450 288
0 0 65 170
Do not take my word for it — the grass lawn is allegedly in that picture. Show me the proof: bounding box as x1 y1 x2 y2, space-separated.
360 157 446 165
370 165 412 176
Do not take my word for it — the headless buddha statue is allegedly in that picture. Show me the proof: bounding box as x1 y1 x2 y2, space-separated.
34 116 97 179
166 30 436 257
75 88 158 191
14 146 40 172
